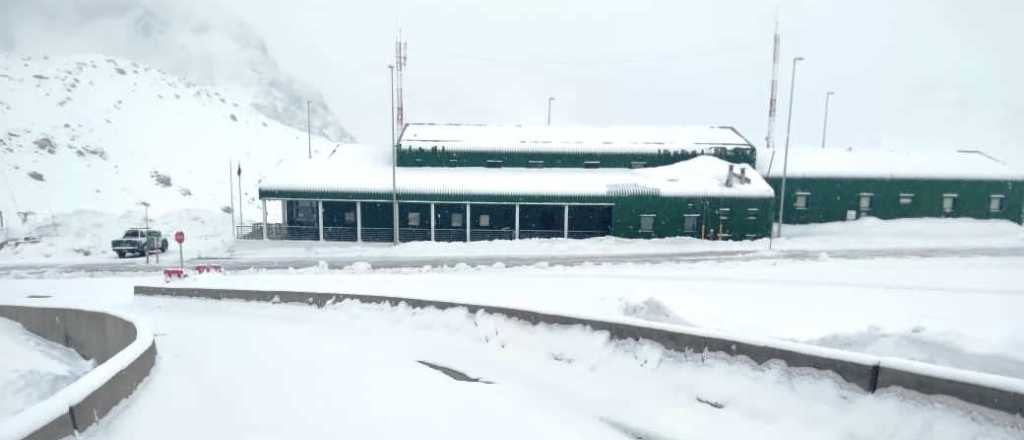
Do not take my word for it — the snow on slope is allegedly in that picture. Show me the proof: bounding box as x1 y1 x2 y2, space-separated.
0 53 354 250
0 317 93 420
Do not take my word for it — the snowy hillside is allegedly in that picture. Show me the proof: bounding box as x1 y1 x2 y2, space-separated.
0 53 349 255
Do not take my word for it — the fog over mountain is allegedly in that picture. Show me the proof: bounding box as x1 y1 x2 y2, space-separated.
0 0 354 142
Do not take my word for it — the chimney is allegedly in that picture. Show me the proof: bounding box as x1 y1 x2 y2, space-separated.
725 164 734 187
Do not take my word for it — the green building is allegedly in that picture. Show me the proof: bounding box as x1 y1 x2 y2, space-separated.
397 123 758 168
759 147 1024 225
252 125 775 243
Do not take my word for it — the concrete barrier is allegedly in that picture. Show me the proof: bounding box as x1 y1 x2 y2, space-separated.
0 306 157 440
133 285 1024 418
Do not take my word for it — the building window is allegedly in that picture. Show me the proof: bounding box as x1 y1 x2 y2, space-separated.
859 193 874 211
717 207 731 214
407 212 421 226
630 161 647 169
683 215 699 233
485 160 503 168
990 195 1005 213
447 159 459 167
583 160 601 169
344 211 356 224
479 214 491 227
942 194 958 214
899 193 914 206
794 192 809 210
451 213 464 227
639 214 656 233
528 160 544 168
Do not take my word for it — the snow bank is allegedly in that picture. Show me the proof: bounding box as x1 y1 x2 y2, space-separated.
0 306 155 440
0 318 93 420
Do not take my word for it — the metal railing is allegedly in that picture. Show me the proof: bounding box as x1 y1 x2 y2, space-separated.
567 230 608 239
324 227 357 242
399 228 430 242
433 228 466 242
235 224 264 240
519 229 564 239
268 225 319 241
360 227 394 243
470 229 514 241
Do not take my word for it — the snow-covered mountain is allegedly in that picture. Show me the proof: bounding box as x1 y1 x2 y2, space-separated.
0 53 349 260
0 0 354 143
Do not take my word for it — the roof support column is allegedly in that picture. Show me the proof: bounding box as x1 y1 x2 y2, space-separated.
563 204 569 239
514 203 520 240
465 203 472 242
355 201 362 243
318 200 325 242
261 200 268 240
430 203 436 242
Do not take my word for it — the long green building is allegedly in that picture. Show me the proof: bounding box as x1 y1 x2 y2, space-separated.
253 124 775 243
758 147 1024 225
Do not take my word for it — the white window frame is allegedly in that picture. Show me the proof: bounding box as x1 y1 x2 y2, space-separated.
639 214 656 233
630 161 647 169
485 160 504 168
858 192 874 211
990 194 1005 213
898 193 914 206
942 193 958 214
528 160 544 168
583 160 601 169
682 214 699 233
794 192 810 210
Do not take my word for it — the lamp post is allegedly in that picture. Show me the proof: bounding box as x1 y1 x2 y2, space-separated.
776 56 804 238
820 91 834 149
307 100 312 159
546 97 555 126
389 64 399 245
138 201 150 230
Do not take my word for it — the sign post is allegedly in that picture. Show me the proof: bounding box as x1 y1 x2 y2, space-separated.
174 231 185 271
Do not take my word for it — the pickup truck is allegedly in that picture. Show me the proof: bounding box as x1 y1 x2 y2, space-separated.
111 228 168 258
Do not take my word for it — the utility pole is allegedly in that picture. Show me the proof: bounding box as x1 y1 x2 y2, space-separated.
777 56 805 238
237 163 244 227
820 91 835 149
139 201 150 230
229 160 236 236
765 19 781 150
546 97 555 126
395 34 407 135
389 64 399 245
307 100 312 159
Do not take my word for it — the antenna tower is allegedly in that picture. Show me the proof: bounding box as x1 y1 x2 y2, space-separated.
395 33 407 140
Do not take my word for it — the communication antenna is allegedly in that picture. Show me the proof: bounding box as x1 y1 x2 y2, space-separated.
765 18 781 150
394 32 408 139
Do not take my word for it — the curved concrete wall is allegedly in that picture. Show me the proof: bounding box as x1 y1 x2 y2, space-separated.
134 285 1023 417
0 306 157 440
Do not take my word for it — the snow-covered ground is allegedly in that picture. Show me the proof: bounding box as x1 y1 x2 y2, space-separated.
21 296 1024 439
0 318 93 421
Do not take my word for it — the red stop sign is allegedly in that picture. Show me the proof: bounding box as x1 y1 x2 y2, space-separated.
174 231 185 244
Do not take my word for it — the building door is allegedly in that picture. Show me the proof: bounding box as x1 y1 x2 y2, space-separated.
682 214 701 238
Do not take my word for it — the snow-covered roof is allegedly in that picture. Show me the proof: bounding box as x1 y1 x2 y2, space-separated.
398 123 753 154
757 147 1024 181
260 146 773 199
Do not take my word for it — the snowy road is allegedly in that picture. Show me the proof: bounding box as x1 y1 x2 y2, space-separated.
78 297 1024 439
3 244 1023 276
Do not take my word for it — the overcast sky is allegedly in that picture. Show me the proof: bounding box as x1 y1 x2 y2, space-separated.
5 0 1023 163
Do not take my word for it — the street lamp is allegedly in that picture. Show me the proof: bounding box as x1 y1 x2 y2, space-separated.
307 100 312 159
820 91 835 149
138 201 150 230
546 97 555 126
388 64 399 245
776 56 805 238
